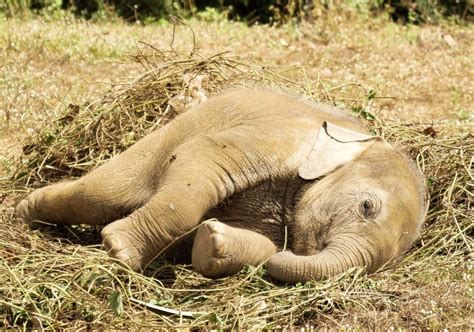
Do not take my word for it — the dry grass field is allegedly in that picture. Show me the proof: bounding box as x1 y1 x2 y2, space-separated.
1 10 473 329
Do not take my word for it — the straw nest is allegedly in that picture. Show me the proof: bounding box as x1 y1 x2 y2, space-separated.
1 45 472 329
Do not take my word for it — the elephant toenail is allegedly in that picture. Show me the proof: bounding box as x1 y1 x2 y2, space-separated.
103 235 122 252
115 252 131 263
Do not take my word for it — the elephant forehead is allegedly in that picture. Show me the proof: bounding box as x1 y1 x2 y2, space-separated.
359 143 412 172
369 182 420 232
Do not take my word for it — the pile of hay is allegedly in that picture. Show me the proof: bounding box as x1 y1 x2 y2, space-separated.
9 44 374 186
1 45 472 329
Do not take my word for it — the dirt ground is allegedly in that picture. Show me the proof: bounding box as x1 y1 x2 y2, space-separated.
1 13 472 136
0 11 472 329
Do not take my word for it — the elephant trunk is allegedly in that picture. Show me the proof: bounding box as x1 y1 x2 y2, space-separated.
267 234 379 283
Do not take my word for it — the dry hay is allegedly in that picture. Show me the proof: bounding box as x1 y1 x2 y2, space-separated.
1 44 472 329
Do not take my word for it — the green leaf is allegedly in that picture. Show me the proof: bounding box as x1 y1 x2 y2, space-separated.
208 312 223 325
352 106 376 121
367 89 377 100
108 291 123 315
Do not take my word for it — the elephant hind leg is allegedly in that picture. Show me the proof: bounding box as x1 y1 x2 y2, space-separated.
16 156 157 226
16 109 203 227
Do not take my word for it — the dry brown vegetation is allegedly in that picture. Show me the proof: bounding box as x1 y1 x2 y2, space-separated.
1 11 473 329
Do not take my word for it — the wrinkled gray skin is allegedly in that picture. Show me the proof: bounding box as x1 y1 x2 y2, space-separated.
16 89 427 283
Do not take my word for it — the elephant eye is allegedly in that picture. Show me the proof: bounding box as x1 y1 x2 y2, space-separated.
362 200 373 217
358 196 381 219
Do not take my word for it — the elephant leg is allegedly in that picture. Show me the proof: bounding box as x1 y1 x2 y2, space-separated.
15 159 155 227
191 220 277 278
15 123 188 226
101 132 282 271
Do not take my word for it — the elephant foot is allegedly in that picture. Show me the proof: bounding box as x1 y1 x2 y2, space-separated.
15 181 78 227
101 218 149 271
15 198 34 226
15 189 54 227
192 220 245 278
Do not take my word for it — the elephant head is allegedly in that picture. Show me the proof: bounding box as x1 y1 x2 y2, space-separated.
267 122 427 283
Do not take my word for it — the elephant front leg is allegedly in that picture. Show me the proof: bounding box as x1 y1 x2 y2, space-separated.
192 220 277 278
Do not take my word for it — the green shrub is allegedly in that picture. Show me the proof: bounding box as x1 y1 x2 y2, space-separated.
371 0 472 23
63 0 192 21
62 0 308 23
65 0 106 19
1 0 472 23
194 0 310 23
0 0 32 17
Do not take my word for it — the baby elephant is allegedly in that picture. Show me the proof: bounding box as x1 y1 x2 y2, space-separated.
16 89 426 283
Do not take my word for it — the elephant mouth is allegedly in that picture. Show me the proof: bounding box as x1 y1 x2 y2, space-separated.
290 218 331 255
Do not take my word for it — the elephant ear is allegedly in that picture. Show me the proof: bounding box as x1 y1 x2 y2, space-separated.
298 121 375 180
